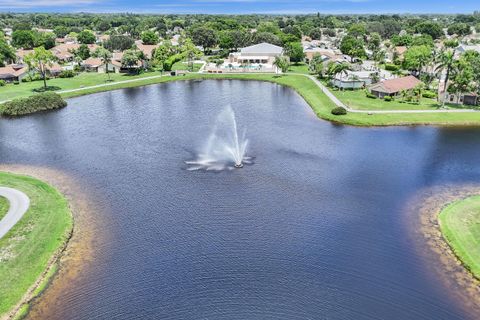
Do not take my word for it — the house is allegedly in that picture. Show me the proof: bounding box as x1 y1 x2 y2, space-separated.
51 44 98 62
46 63 63 77
394 46 408 60
135 41 159 60
0 64 29 82
369 76 422 98
83 57 121 73
111 52 142 73
228 42 284 66
15 49 34 63
332 70 378 89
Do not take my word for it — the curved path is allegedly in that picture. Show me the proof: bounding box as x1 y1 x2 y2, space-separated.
0 187 30 240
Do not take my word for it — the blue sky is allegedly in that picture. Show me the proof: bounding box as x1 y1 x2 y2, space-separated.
0 0 478 14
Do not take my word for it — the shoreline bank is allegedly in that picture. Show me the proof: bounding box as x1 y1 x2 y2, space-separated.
0 165 103 320
405 185 480 319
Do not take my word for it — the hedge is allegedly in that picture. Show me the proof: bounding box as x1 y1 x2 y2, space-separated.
1 92 67 116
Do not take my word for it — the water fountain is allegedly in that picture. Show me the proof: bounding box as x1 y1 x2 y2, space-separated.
186 105 251 171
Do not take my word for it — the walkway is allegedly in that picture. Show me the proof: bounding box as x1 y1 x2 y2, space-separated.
0 187 30 240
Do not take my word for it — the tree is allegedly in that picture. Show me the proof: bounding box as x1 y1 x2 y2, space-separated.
273 56 289 73
309 27 322 40
329 62 352 88
104 35 135 52
436 50 456 106
252 32 281 46
367 32 381 51
449 59 475 104
12 30 35 49
447 23 471 36
77 30 96 44
97 47 113 80
285 42 305 64
348 23 367 39
415 22 443 40
75 44 91 60
121 49 142 73
0 32 15 67
340 35 366 61
309 54 324 77
54 26 69 38
34 32 56 49
153 40 174 72
190 26 218 54
403 45 432 77
24 47 56 89
179 38 201 71
141 30 159 45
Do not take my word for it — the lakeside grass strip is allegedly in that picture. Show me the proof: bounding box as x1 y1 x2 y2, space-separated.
0 172 73 317
58 73 480 126
439 195 480 279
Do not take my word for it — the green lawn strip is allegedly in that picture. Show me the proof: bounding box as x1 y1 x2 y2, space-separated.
0 196 8 221
330 88 440 111
5 72 480 126
438 195 480 278
171 62 203 72
0 172 73 317
287 63 311 74
0 71 164 101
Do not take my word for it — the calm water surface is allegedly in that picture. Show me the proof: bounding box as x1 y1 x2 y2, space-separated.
2 80 480 319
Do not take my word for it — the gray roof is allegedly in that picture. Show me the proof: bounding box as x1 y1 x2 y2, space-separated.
240 43 283 55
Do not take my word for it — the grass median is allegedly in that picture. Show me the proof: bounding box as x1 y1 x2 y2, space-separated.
0 172 73 318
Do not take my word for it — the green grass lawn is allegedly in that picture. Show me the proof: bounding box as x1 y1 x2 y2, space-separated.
327 85 441 111
439 195 480 279
287 63 311 74
171 62 203 72
4 72 480 126
0 172 72 317
0 196 8 221
0 71 163 101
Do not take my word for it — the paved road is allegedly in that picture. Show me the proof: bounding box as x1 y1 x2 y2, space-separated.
0 187 30 240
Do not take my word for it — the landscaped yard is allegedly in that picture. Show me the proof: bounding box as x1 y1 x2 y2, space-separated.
439 195 480 279
329 87 441 111
0 71 163 101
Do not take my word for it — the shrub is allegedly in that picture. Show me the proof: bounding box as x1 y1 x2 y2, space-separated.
385 63 400 71
331 106 347 115
1 92 67 116
365 91 378 99
59 70 75 78
384 96 393 102
422 91 437 99
0 80 5 87
13 81 20 85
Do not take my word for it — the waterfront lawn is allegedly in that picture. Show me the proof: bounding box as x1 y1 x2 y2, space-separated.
288 63 310 74
439 195 480 278
0 71 163 101
0 196 8 221
329 87 441 111
0 172 72 317
171 62 203 72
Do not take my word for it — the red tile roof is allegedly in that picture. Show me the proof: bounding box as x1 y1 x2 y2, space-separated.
369 76 422 94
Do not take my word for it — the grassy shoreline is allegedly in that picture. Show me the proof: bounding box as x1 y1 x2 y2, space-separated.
0 172 73 319
4 72 480 126
439 195 480 279
59 73 480 127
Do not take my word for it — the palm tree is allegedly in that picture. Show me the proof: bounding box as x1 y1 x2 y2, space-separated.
436 50 456 106
332 62 352 89
99 48 113 81
273 56 289 74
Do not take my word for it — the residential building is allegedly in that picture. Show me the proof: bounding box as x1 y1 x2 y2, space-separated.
369 76 423 98
0 64 29 82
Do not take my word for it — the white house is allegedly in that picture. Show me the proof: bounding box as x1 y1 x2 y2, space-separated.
331 70 378 89
228 42 284 65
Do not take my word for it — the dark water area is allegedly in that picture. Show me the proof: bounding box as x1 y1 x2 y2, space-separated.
2 80 480 319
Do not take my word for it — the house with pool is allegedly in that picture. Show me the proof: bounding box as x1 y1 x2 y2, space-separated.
205 42 284 73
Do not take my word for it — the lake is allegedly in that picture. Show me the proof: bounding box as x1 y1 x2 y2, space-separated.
2 80 480 319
